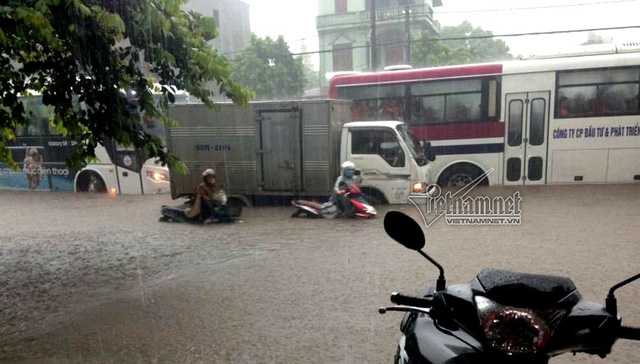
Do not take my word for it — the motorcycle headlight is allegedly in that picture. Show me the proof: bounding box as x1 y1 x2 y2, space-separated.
475 296 565 355
366 206 377 215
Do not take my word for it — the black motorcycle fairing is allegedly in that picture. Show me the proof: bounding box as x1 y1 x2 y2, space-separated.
401 312 552 364
434 284 482 336
546 300 618 357
441 353 550 364
401 313 482 364
474 269 581 309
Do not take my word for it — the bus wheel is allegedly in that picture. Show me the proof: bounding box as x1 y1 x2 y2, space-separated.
77 172 107 193
439 164 487 188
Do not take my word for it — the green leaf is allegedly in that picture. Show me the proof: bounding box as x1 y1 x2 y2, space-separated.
0 0 251 170
169 155 189 175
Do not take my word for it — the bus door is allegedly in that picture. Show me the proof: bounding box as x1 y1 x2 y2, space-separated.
504 92 550 185
113 142 145 194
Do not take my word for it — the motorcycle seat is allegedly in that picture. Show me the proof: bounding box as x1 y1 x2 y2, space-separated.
292 200 323 210
475 268 579 309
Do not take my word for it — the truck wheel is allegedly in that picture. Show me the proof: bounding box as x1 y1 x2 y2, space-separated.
438 164 487 188
77 172 107 193
361 188 387 206
367 194 383 206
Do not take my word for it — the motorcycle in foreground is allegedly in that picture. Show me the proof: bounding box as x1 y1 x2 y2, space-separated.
380 211 640 364
291 182 377 219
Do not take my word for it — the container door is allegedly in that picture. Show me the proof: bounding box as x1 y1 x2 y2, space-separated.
503 92 550 185
259 110 299 191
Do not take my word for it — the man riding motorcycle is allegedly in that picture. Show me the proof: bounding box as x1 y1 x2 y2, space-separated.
331 161 359 217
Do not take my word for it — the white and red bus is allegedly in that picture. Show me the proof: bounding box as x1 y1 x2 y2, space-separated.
329 43 640 187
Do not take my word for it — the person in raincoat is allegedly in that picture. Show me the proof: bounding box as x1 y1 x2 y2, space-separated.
186 169 228 224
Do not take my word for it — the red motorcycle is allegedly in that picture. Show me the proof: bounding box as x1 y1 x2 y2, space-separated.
291 183 377 219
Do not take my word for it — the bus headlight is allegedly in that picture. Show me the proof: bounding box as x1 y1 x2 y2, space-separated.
147 171 169 182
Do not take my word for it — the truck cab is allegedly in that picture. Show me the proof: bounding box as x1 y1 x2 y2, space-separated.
341 121 433 204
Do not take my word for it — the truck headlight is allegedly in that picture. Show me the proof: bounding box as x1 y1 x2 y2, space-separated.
412 182 427 193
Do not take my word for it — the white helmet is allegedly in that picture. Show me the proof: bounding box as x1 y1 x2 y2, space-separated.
341 161 356 175
202 168 216 179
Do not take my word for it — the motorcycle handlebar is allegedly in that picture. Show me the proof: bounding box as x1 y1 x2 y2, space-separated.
391 292 433 308
619 326 640 340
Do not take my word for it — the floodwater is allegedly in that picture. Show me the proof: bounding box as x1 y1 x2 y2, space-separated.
0 185 639 363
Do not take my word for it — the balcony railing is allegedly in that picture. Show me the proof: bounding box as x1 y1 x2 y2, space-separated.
317 3 435 30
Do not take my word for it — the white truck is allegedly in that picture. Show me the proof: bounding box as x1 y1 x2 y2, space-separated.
167 100 433 206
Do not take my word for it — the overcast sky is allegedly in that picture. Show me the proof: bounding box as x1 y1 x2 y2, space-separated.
241 0 640 68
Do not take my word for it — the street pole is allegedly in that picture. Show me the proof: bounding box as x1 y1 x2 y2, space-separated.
405 5 411 65
370 0 377 71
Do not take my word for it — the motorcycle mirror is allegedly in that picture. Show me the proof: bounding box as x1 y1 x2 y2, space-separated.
383 211 425 251
606 272 640 317
354 170 361 176
423 141 436 162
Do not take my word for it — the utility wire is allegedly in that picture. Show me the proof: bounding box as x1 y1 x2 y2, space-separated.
286 25 640 57
221 0 640 57
310 0 640 31
434 0 639 14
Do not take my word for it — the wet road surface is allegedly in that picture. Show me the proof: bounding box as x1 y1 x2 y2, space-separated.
1 185 639 363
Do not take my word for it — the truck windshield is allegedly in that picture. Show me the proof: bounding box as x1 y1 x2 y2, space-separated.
396 124 428 166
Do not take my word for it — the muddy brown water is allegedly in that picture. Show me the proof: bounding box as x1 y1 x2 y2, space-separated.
0 185 639 363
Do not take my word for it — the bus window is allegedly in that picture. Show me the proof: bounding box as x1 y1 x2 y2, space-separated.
530 98 546 146
557 86 597 118
411 95 444 124
410 78 487 124
599 84 639 115
508 100 524 147
339 84 405 100
487 79 499 118
379 99 405 121
446 93 482 123
556 67 640 118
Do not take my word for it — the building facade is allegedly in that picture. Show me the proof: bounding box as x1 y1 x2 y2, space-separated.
183 0 251 58
317 0 442 88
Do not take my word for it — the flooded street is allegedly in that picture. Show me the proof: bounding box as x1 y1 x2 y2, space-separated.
1 185 639 364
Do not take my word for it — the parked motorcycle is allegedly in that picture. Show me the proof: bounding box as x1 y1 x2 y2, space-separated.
291 183 377 219
159 200 242 224
380 210 640 364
